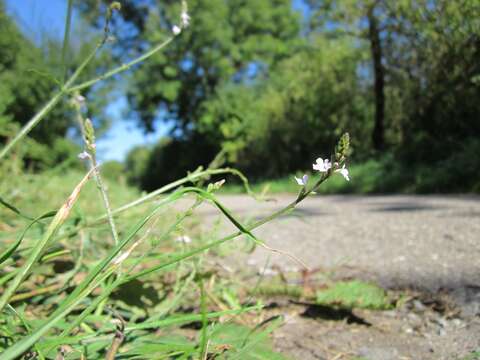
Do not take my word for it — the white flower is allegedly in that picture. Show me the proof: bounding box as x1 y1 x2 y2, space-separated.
180 0 190 28
175 235 192 244
181 11 190 27
312 158 332 172
294 174 308 186
172 25 181 35
78 151 90 160
74 94 86 104
214 179 225 188
335 164 350 181
260 267 277 276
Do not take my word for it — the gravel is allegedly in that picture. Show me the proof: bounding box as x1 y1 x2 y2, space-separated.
194 194 480 359
198 194 480 292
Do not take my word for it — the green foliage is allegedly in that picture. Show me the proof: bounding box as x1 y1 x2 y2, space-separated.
207 320 288 359
100 160 126 183
0 131 353 358
115 0 480 193
79 0 300 131
128 135 218 191
461 351 480 360
0 0 114 169
124 145 151 186
253 284 304 299
316 280 391 310
0 3 72 165
198 36 371 178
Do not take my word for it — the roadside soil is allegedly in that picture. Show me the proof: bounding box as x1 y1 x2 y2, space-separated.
195 194 480 360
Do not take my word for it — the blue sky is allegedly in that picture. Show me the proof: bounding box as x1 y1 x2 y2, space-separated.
5 0 308 162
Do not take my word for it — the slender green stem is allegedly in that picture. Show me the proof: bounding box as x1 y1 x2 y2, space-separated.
0 41 101 161
104 167 252 219
127 174 333 282
0 30 174 161
67 37 174 93
0 91 64 160
55 167 253 244
199 280 208 359
90 158 120 246
61 0 74 84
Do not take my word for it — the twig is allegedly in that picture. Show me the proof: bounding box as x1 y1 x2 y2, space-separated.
105 329 124 360
257 242 310 271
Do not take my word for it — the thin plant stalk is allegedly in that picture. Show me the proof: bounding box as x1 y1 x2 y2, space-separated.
61 0 74 84
55 166 255 242
88 156 120 246
0 42 101 161
67 37 174 93
0 28 174 161
102 167 255 219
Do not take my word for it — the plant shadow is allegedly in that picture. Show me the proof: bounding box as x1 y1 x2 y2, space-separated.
300 303 371 326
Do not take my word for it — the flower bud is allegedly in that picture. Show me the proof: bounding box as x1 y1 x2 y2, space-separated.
335 132 350 163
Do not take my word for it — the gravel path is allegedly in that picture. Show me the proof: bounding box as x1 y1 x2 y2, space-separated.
199 194 480 292
195 194 480 359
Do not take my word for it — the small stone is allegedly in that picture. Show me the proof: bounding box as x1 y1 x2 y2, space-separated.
413 299 427 312
358 347 399 360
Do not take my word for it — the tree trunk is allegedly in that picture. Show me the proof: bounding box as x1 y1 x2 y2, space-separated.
367 7 386 151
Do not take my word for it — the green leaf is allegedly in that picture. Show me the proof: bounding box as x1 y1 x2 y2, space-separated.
208 317 289 360
316 281 391 310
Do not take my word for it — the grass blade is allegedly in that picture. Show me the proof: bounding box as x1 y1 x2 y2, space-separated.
0 211 56 266
0 170 93 313
0 196 34 220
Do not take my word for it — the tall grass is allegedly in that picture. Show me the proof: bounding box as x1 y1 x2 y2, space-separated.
0 2 350 359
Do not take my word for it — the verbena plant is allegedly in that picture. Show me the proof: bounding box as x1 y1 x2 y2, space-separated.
0 2 350 359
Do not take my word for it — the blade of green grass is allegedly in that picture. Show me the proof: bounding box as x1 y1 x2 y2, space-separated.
0 211 56 266
0 170 93 313
6 305 46 360
0 196 35 220
199 280 208 359
36 305 261 352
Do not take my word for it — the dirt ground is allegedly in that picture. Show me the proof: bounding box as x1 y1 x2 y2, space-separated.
195 194 480 360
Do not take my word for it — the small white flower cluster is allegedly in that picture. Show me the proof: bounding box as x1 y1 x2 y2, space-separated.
172 1 190 35
175 235 192 244
294 174 309 186
78 151 91 160
295 157 350 186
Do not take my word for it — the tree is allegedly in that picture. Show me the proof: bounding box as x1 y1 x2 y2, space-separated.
308 0 480 155
366 4 385 151
307 0 389 151
77 0 301 133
